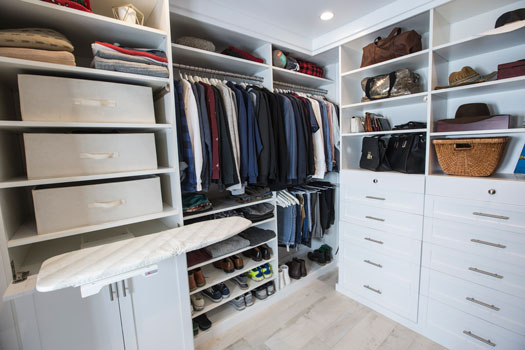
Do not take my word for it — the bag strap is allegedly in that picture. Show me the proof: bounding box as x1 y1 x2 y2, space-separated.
374 27 401 45
365 71 397 100
387 71 397 97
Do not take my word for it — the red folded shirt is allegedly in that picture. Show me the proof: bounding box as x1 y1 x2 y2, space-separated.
221 46 264 64
94 42 168 64
42 0 92 12
297 59 324 78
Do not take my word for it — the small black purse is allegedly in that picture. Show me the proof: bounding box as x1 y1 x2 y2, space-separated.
360 136 391 171
386 133 426 174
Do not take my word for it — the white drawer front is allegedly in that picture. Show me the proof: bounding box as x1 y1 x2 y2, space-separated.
343 244 420 283
422 243 525 298
426 298 525 350
341 222 421 264
33 177 163 234
341 202 423 240
427 269 525 336
424 217 525 266
340 185 424 215
18 75 155 124
24 133 158 179
340 170 425 194
427 175 525 206
425 195 525 234
342 253 419 322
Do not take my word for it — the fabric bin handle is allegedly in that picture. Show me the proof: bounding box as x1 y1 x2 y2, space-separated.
88 200 126 209
73 98 116 108
80 152 119 160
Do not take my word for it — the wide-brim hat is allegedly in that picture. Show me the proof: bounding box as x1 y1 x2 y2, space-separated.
440 103 492 125
435 66 496 90
482 8 525 35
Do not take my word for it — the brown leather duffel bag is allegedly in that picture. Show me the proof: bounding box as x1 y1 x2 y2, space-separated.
361 27 422 68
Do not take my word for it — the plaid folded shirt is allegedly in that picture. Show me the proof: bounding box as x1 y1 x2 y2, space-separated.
297 59 324 78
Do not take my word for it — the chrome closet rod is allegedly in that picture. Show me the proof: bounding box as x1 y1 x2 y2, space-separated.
273 80 328 95
172 63 264 82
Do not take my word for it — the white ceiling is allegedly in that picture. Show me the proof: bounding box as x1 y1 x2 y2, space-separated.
199 0 395 39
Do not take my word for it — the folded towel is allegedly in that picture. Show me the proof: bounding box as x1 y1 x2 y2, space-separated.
0 47 75 66
0 28 74 52
205 235 250 258
92 56 169 78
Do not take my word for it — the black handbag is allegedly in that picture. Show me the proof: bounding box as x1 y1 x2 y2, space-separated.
360 136 391 171
386 133 426 174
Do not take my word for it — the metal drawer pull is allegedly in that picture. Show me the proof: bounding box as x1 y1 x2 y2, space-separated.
365 196 385 201
473 212 509 220
365 216 385 222
469 267 503 279
364 237 384 245
463 331 496 347
466 297 500 311
363 285 382 294
470 239 506 249
364 259 383 268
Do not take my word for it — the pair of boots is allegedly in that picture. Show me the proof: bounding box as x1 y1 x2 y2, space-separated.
286 258 307 280
307 244 333 266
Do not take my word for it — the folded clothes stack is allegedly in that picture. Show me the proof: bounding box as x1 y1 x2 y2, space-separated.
91 42 169 78
239 227 277 246
221 45 264 63
187 248 212 268
0 28 76 66
41 0 92 12
232 186 272 204
205 235 251 258
182 193 213 216
238 203 275 223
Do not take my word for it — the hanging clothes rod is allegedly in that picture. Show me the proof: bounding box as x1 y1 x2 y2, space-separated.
172 63 264 82
273 80 328 95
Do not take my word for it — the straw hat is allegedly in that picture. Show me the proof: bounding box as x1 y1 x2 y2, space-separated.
435 66 496 90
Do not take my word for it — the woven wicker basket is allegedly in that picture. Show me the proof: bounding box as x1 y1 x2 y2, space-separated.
433 137 508 177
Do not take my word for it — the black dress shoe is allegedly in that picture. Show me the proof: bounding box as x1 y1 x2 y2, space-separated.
259 244 271 260
243 247 262 261
195 314 212 331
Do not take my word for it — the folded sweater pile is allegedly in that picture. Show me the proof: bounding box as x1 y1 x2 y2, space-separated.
91 42 169 78
0 28 76 66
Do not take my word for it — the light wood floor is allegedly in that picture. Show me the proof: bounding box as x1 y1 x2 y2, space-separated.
197 269 445 350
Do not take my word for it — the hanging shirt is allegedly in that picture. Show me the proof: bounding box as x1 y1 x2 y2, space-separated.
279 95 297 183
181 79 203 191
174 80 196 192
240 87 262 184
307 98 326 179
202 83 220 181
317 100 333 172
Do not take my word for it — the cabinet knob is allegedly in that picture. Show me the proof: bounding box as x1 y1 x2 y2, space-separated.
488 189 496 195
373 179 378 183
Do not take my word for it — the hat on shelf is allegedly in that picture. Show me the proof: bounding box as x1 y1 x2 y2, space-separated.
435 66 496 90
482 8 525 35
272 49 286 68
175 36 216 52
436 103 510 132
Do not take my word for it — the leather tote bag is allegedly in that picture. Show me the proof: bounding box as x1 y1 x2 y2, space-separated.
361 27 422 68
361 68 421 102
386 133 426 174
360 136 391 171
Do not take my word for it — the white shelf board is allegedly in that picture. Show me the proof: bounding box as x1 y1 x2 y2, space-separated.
7 204 178 248
0 56 170 91
428 172 525 182
0 120 171 132
341 50 429 80
187 235 277 271
272 67 333 88
342 92 428 110
0 0 167 49
190 257 277 296
430 128 525 137
431 76 525 99
192 274 277 319
183 196 274 221
0 167 176 189
172 44 269 76
432 27 525 62
342 128 427 137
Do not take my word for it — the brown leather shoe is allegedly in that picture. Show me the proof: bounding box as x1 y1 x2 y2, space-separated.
188 271 197 291
286 260 301 280
259 244 271 260
193 267 206 287
222 258 235 273
231 255 244 270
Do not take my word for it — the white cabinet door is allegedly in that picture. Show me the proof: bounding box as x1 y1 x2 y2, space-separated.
128 256 193 350
30 285 125 350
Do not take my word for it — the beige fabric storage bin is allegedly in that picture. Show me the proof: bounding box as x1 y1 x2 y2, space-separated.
18 74 156 123
24 133 158 179
33 176 163 234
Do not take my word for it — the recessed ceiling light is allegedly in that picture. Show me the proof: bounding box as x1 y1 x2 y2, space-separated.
320 11 334 21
